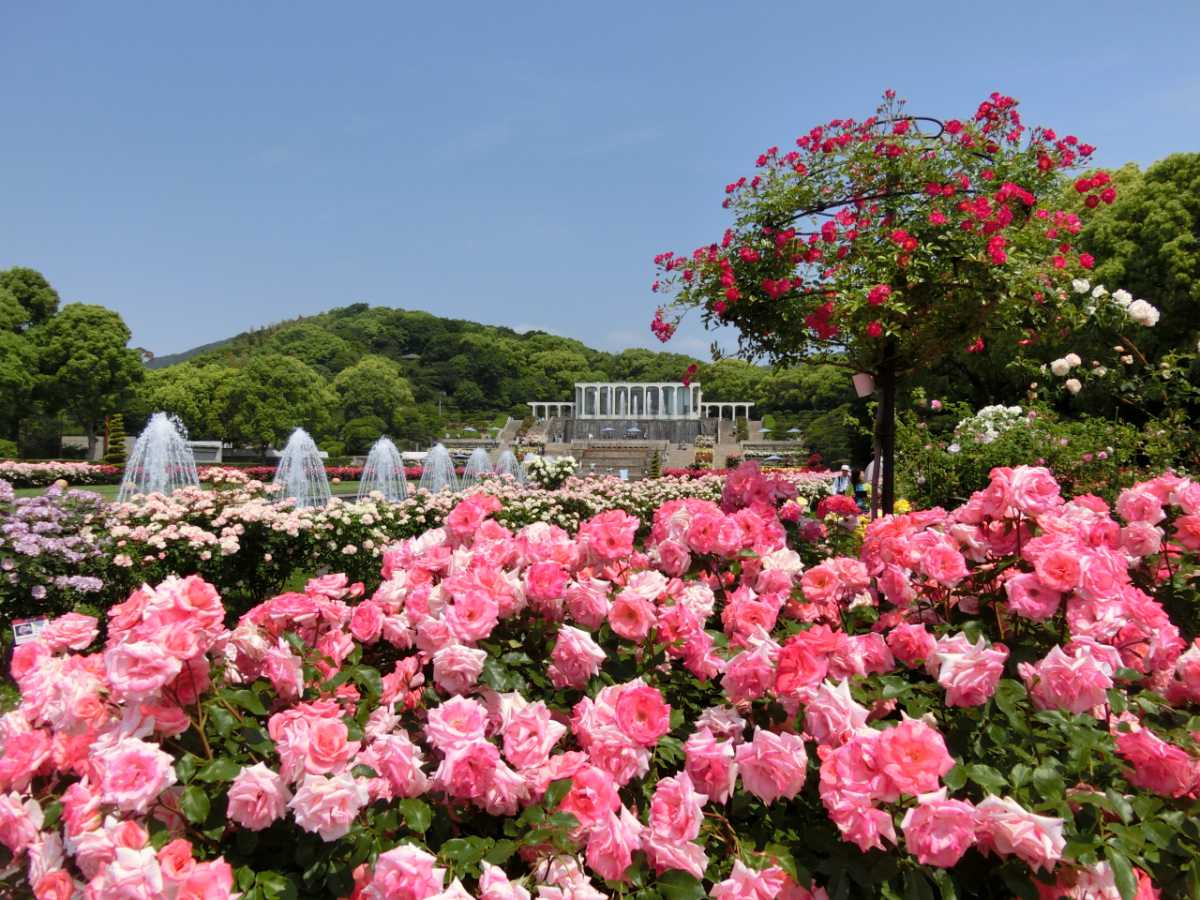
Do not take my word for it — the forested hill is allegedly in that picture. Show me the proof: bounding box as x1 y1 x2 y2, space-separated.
140 303 869 459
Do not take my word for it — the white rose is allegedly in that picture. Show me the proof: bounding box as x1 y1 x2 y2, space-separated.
1071 278 1091 294
1064 353 1082 368
1091 284 1108 298
1112 289 1133 307
1050 358 1071 377
1127 300 1160 326
1064 378 1082 395
1121 355 1134 365
1094 366 1108 376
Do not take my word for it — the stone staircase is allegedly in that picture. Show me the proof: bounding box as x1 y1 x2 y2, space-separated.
577 444 662 480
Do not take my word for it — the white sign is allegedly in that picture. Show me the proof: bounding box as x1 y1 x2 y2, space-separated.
12 617 49 645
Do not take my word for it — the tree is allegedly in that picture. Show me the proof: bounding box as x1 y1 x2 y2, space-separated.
653 91 1126 512
217 354 335 451
37 304 144 458
140 363 235 440
103 414 127 465
264 323 358 376
331 355 415 429
0 331 37 441
701 358 765 401
0 267 60 330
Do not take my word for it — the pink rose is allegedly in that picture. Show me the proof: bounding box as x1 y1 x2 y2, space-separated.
1004 573 1062 621
433 739 499 801
349 601 384 643
1114 728 1199 798
1020 644 1113 715
158 838 196 882
288 773 369 841
431 644 487 695
648 771 706 841
615 683 671 747
655 539 692 577
684 727 737 803
736 728 808 804
875 719 954 797
578 509 639 563
1116 487 1165 525
39 612 99 652
104 641 183 701
305 716 359 775
1034 547 1082 593
975 795 1065 872
177 858 235 899
359 733 430 798
478 861 532 900
564 578 611 630
0 791 42 855
921 543 968 587
425 696 489 752
608 591 656 643
935 635 1008 707
33 871 76 900
901 789 976 867
524 561 568 603
227 763 291 831
97 736 177 814
585 806 643 882
89 846 164 899
445 590 500 644
367 844 447 899
503 701 567 770
1121 521 1163 558
559 765 620 831
803 680 869 747
828 633 894 680
886 624 936 667
548 626 606 690
722 644 777 704
1009 466 1062 516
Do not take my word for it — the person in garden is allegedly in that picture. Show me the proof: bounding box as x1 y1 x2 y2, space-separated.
851 466 870 512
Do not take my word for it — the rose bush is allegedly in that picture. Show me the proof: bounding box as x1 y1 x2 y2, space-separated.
2 463 1199 897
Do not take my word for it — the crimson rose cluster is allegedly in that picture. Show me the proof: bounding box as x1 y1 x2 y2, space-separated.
1 462 1199 898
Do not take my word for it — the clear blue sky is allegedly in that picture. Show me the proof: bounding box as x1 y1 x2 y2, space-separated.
2 1 1197 358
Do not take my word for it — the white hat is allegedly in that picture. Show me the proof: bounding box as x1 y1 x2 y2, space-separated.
840 464 850 472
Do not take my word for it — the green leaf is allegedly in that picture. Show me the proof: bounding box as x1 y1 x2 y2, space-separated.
397 798 432 833
967 764 1007 793
41 800 63 830
1105 788 1134 825
351 764 379 780
931 870 958 900
1032 765 1065 798
195 757 241 783
942 764 967 791
175 753 200 784
226 688 268 715
543 777 573 810
657 870 706 900
485 839 519 865
256 871 299 900
180 785 210 824
904 870 936 900
441 836 492 867
1105 846 1137 900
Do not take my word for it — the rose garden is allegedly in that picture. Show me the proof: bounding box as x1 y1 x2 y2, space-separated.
2 92 1200 900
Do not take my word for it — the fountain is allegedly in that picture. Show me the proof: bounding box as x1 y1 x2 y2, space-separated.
117 412 201 502
272 428 331 508
459 448 493 489
494 449 526 484
357 436 408 502
418 443 458 493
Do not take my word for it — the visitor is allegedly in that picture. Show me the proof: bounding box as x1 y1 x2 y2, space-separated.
831 464 851 495
851 468 870 513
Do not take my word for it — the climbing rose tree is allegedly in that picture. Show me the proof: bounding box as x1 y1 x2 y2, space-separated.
651 91 1120 512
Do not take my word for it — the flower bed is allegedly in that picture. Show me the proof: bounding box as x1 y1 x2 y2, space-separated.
0 460 123 487
2 464 1198 897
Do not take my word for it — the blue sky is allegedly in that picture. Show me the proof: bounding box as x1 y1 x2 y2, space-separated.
2 1 1197 358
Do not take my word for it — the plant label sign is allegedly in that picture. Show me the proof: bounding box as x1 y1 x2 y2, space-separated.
12 617 49 645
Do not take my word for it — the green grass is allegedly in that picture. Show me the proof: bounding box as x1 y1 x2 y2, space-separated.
14 481 369 500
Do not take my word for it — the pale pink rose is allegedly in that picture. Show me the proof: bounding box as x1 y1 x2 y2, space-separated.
1021 645 1113 715
349 601 384 643
723 643 777 704
586 731 650 786
655 539 691 577
644 828 708 879
684 727 737 803
72 827 116 880
477 861 532 900
288 773 369 841
711 860 828 900
176 858 235 899
227 763 291 831
1034 547 1082 593
426 696 489 751
608 591 656 643
975 795 1065 872
1116 487 1165 525
367 843 447 900
1121 522 1163 558
585 806 643 882
614 682 671 748
503 701 567 770
935 636 1008 707
886 623 936 667
875 718 955 797
649 771 706 842
1175 515 1200 552
921 543 968 587
803 680 869 747
33 870 76 900
303 716 359 775
39 612 99 652
1009 466 1062 516
1004 573 1062 621
828 633 894 680
358 733 429 798
104 641 182 701
479 757 529 817
578 509 639 563
262 640 303 701
0 791 42 855
445 590 500 643
157 838 195 881
901 789 976 867
736 728 808 804
431 643 487 695
433 739 499 801
524 561 568 603
97 736 177 814
548 626 606 690
564 578 611 630
0 728 51 792
559 764 620 831
1114 728 1199 798
88 846 164 899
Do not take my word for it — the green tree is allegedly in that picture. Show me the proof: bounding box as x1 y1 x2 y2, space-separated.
701 358 765 401
217 354 335 451
37 304 144 458
264 323 358 376
331 355 415 429
103 414 127 465
0 267 60 330
140 363 234 439
0 331 38 441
